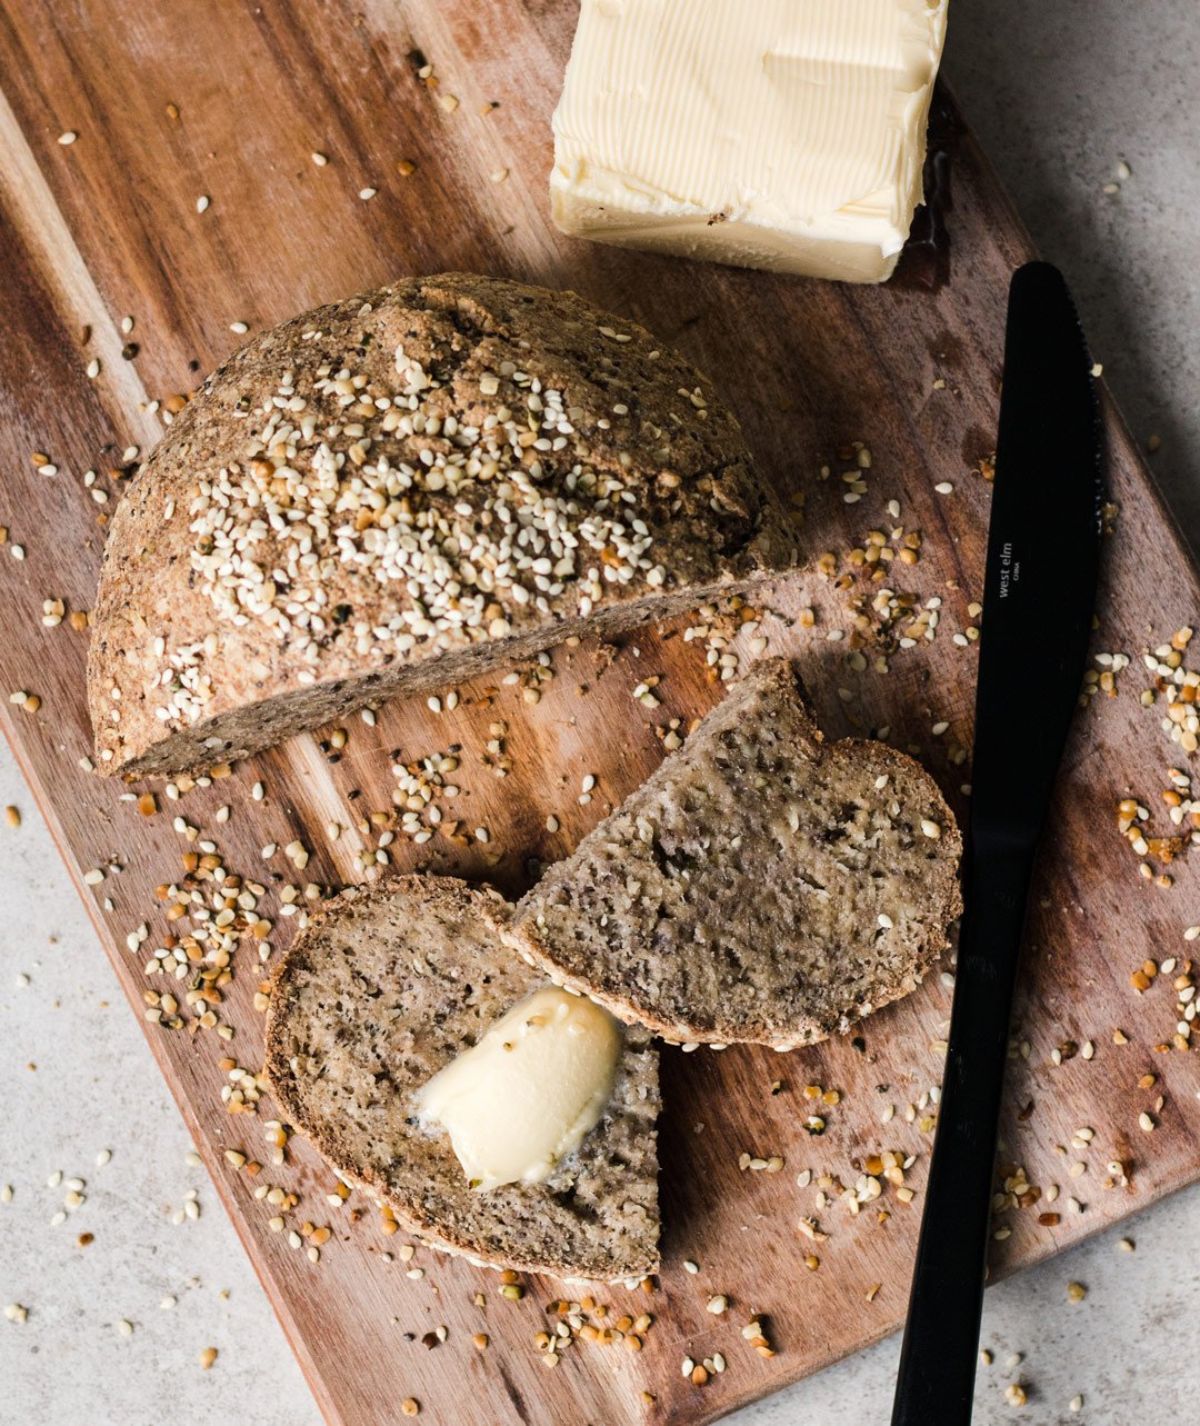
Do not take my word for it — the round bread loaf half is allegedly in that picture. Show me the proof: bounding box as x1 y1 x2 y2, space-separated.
88 273 792 776
264 874 661 1282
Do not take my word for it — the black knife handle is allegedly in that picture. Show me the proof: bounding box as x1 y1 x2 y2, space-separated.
890 838 1035 1426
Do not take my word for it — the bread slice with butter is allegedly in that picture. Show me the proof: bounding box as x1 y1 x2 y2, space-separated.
511 658 963 1050
264 874 660 1281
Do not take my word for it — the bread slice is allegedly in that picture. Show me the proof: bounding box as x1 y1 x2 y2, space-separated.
510 658 963 1050
88 272 793 776
264 874 660 1281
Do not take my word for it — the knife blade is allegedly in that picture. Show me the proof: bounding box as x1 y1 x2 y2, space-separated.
891 260 1104 1426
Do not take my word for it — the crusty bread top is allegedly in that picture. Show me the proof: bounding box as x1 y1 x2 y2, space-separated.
264 874 660 1282
510 659 963 1049
88 272 791 774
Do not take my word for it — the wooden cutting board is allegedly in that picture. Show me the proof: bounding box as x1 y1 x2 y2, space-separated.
2 3 1198 1423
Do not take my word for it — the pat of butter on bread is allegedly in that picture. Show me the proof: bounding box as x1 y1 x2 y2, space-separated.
551 0 950 283
417 987 623 1191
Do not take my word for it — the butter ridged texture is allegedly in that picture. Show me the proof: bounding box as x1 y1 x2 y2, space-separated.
551 0 949 283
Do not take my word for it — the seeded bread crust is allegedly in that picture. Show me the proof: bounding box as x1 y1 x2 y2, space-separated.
88 272 793 777
510 659 963 1050
264 874 660 1282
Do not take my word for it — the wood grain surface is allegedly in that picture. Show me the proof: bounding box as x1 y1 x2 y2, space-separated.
2 3 1199 1424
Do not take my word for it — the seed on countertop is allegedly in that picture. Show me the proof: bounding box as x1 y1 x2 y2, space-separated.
198 1346 218 1370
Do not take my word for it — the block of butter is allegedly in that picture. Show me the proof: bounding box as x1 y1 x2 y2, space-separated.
415 987 622 1192
550 0 949 283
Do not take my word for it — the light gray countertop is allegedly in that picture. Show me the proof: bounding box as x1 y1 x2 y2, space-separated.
2 2 1198 1422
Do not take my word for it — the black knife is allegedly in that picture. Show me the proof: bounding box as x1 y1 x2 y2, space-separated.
891 261 1104 1425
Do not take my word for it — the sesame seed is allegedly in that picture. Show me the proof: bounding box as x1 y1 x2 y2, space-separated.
359 187 377 201
196 195 210 213
58 130 78 145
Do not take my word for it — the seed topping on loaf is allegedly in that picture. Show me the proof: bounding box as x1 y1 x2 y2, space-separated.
182 345 669 720
90 273 790 771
